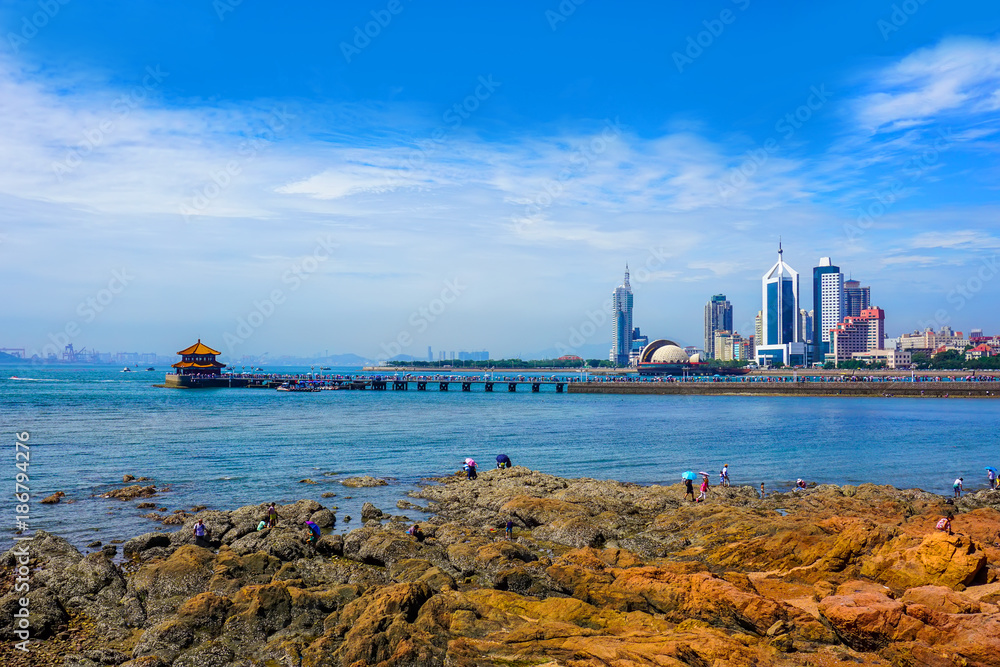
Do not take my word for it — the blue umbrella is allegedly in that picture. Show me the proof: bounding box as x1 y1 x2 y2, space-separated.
986 466 998 473
681 471 697 480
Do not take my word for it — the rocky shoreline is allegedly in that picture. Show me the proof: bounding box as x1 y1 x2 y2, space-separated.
3 467 1000 666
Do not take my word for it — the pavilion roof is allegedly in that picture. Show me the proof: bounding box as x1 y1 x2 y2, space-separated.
177 339 221 355
172 361 227 369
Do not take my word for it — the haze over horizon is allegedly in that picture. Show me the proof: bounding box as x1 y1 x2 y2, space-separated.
3 1 1000 360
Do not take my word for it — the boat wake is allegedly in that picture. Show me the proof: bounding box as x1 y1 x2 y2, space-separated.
9 376 65 382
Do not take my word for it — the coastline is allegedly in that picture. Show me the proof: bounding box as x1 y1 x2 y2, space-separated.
5 468 1000 666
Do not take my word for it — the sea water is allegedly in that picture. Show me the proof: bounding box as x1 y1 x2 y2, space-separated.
3 365 999 550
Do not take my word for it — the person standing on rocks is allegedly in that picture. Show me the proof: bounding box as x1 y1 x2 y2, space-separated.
267 503 279 527
684 477 695 502
505 518 514 540
721 464 730 487
953 477 963 498
464 459 478 480
193 519 209 547
697 475 709 502
760 482 765 498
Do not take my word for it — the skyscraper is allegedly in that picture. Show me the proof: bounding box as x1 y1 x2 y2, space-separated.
813 257 843 361
610 266 634 366
704 294 733 360
756 243 807 366
843 279 871 318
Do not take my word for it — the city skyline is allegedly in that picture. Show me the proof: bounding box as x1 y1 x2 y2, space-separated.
2 3 1000 358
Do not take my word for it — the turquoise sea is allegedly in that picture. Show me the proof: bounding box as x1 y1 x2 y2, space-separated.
3 365 1000 550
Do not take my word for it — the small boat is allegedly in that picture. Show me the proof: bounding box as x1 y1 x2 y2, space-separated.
121 367 133 373
146 367 155 371
320 367 331 370
276 383 318 392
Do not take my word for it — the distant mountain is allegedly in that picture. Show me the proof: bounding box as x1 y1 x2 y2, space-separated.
0 352 23 363
325 353 371 366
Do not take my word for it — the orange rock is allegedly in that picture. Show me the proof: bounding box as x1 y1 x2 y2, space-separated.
861 531 987 591
818 589 925 650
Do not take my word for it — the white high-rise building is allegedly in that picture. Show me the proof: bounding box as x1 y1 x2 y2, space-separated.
817 257 844 351
609 266 634 366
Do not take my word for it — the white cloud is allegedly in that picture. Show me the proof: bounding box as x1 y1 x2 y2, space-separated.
855 37 1000 134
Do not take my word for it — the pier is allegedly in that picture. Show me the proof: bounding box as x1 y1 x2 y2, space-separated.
162 373 572 393
162 371 1000 397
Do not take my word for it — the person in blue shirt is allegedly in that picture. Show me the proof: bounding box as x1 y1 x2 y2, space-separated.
496 454 512 469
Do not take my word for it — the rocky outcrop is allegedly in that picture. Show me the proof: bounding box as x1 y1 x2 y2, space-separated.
7 473 1000 667
340 476 388 488
102 485 158 500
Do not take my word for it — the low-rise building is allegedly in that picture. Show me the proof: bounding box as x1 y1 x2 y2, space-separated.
851 348 912 369
966 344 995 360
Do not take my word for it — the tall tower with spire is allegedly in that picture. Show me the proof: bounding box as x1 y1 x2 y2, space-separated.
610 265 634 366
755 243 808 366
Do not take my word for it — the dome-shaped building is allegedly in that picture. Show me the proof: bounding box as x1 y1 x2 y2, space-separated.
649 344 690 364
637 339 706 376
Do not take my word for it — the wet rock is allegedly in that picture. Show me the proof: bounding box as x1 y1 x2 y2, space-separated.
0 586 67 640
41 491 66 504
136 502 156 509
123 474 135 482
132 618 194 663
341 475 388 488
123 532 171 558
321 491 337 498
298 478 317 484
103 485 157 500
87 540 102 548
361 502 385 522
309 508 336 528
343 527 419 567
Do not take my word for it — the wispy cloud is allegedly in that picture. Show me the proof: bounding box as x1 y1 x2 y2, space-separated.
854 36 1000 135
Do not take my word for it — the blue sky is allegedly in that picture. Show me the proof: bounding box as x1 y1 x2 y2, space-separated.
2 1 999 360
